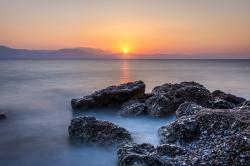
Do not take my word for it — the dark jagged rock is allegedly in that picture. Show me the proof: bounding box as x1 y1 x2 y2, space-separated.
236 100 250 111
117 143 171 166
0 112 7 120
146 82 213 117
212 90 246 106
176 102 203 118
68 116 132 145
117 142 190 166
145 94 172 117
156 144 188 157
71 81 146 109
241 100 250 106
120 100 146 117
211 98 236 109
158 108 250 165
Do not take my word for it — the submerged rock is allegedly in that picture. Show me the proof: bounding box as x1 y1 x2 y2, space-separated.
71 81 145 109
68 116 132 145
158 108 250 165
0 112 7 120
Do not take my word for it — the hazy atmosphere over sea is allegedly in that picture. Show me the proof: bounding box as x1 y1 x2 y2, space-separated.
0 59 250 166
1 0 250 166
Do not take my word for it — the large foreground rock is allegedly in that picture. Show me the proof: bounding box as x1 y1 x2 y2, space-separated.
71 81 145 109
68 116 132 145
144 81 213 117
117 142 189 166
117 143 167 166
158 108 250 165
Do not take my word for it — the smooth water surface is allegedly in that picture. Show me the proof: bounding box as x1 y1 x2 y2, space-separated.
0 59 250 166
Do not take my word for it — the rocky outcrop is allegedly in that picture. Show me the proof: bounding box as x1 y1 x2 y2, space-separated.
176 102 203 118
120 100 146 117
71 81 145 109
158 108 250 165
145 94 172 117
212 90 246 108
117 142 189 166
71 81 247 117
69 81 250 165
68 116 132 145
117 143 168 166
144 81 212 117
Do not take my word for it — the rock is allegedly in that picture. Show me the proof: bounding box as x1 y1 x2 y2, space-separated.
241 100 250 106
174 85 212 108
117 142 189 166
211 98 236 109
117 143 171 166
68 116 132 145
71 81 146 109
236 100 250 111
145 94 172 117
158 108 250 165
0 112 7 119
176 102 203 118
159 116 199 144
212 90 246 105
152 81 205 96
156 144 188 157
120 100 146 117
150 82 212 115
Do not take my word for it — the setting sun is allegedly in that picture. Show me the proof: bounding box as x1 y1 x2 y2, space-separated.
123 49 129 54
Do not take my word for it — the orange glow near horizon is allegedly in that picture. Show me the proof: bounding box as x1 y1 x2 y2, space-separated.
0 1 250 57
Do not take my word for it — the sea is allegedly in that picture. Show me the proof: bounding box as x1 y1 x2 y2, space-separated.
0 59 250 166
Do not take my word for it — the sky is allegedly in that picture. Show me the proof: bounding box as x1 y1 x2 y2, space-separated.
0 0 250 57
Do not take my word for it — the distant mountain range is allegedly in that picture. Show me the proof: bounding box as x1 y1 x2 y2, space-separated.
0 45 249 59
0 45 119 59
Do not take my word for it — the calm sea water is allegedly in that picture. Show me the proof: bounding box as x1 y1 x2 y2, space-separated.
0 59 250 166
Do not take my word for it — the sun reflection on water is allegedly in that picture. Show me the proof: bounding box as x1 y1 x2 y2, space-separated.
120 60 131 83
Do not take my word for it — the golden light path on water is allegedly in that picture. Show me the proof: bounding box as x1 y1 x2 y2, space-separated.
120 60 131 84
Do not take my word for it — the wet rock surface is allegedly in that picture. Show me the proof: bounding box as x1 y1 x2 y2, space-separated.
159 108 250 165
117 142 190 166
68 116 132 145
120 100 146 117
71 81 247 117
119 81 215 117
117 143 168 166
212 90 246 106
176 102 203 118
145 94 172 117
69 81 249 165
71 80 146 109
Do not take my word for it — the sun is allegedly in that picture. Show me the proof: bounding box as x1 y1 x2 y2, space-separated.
123 49 129 54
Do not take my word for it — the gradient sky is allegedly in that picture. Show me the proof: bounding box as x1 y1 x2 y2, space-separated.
0 0 250 56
